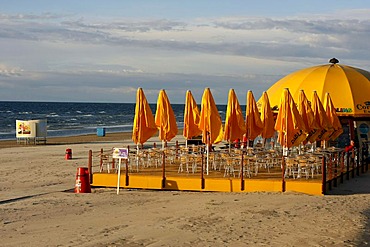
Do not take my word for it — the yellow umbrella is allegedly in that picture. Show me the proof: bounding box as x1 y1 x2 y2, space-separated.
155 89 178 142
199 88 223 175
260 91 275 139
199 88 224 145
274 88 306 149
246 90 263 141
297 90 319 143
258 59 370 118
183 90 202 141
325 93 343 140
132 88 157 145
224 88 246 143
310 91 333 142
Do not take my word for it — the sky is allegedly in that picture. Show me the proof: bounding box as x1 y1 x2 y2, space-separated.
1 0 370 104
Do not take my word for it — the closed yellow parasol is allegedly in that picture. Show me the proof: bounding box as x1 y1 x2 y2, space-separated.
297 90 319 143
224 88 246 143
260 91 275 139
309 91 333 142
132 88 157 145
258 59 370 118
199 88 224 145
246 90 263 141
325 93 343 141
275 88 307 148
155 89 178 142
183 90 202 141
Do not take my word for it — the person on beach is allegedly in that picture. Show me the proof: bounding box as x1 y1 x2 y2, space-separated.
345 139 355 152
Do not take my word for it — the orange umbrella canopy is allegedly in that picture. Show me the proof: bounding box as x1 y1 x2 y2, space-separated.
297 90 319 143
325 93 343 141
274 88 307 148
199 88 224 144
310 91 334 142
224 89 246 142
258 59 370 117
259 91 275 139
155 89 178 142
246 90 263 140
132 88 157 145
183 90 202 139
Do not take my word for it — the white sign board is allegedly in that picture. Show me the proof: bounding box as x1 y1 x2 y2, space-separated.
112 148 128 159
113 148 128 195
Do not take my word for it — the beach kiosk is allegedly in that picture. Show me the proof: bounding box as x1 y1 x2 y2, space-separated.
16 119 47 144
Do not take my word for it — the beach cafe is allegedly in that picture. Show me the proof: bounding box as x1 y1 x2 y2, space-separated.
86 59 370 196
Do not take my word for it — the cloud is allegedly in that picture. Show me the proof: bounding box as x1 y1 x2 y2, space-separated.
0 64 23 77
1 9 370 102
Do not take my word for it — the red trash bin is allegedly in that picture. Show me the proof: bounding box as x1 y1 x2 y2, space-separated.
74 167 91 193
65 148 72 160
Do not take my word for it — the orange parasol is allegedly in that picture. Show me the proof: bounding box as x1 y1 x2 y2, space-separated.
199 88 224 145
224 88 246 143
155 89 178 143
274 88 306 149
325 93 343 140
183 90 202 141
199 88 223 175
246 90 263 141
132 88 157 145
309 91 334 142
260 91 275 139
297 90 319 143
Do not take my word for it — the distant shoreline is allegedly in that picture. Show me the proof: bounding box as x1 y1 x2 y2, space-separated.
0 129 184 149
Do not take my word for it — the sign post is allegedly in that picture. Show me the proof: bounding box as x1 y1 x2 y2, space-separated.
112 148 128 195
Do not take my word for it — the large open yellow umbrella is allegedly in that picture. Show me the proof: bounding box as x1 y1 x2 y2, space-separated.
325 93 343 141
260 91 275 140
224 88 246 145
155 89 178 144
246 90 263 142
275 88 306 149
199 88 223 174
310 91 333 142
297 90 319 143
132 88 157 145
183 90 201 145
257 59 370 118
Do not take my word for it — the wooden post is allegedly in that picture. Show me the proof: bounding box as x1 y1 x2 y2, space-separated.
328 154 332 191
321 156 326 195
88 150 93 184
282 157 286 192
340 151 344 184
333 153 337 187
162 150 166 189
100 148 103 172
201 151 205 189
125 145 129 186
356 149 360 176
352 150 355 178
346 152 350 180
241 151 244 191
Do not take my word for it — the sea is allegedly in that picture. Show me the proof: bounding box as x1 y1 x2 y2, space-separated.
0 101 228 141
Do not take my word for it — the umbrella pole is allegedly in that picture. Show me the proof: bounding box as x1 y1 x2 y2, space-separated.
206 132 209 175
136 144 139 172
241 151 244 191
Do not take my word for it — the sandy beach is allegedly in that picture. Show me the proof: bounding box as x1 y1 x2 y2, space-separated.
1 133 369 246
